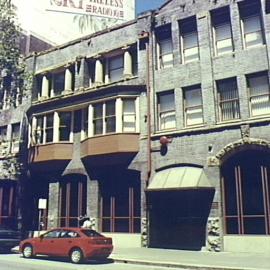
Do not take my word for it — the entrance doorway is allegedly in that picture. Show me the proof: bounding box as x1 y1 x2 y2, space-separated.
148 190 214 250
221 148 270 235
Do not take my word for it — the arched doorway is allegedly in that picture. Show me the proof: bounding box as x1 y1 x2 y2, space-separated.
221 148 270 235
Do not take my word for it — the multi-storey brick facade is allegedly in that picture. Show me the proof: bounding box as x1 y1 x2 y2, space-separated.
1 0 270 253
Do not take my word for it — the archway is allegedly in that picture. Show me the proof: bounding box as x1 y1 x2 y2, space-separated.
221 147 270 235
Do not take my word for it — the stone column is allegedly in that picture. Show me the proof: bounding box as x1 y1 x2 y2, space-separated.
123 48 133 78
47 182 60 228
87 179 99 231
64 67 73 93
41 74 49 99
94 58 103 85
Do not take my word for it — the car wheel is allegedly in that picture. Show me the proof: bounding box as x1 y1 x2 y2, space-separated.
22 244 33 258
70 248 83 264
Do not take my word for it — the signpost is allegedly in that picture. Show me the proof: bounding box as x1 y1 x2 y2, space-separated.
38 198 47 235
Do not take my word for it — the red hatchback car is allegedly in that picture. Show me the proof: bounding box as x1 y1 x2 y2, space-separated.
19 228 113 264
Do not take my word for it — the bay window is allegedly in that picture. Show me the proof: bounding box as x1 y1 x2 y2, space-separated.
45 114 54 143
247 72 270 117
59 112 72 141
179 16 199 63
157 91 176 130
123 99 136 132
211 6 233 55
239 1 264 49
216 78 240 121
183 86 203 126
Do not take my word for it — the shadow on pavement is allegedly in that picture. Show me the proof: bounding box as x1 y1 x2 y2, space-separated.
20 255 114 265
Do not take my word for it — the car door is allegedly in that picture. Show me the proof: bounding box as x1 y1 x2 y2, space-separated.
55 230 81 256
35 229 61 255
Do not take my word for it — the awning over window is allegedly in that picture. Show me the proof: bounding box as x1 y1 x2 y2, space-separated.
147 167 213 191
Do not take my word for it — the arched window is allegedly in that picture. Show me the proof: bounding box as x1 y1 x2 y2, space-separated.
221 149 270 235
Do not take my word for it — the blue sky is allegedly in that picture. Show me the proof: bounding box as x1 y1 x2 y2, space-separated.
136 0 166 14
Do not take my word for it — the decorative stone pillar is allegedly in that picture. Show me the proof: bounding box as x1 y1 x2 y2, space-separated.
41 74 49 99
87 179 99 231
123 47 132 78
207 217 221 252
47 182 60 228
94 57 103 85
64 66 73 93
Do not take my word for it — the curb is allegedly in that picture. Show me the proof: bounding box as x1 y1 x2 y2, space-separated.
112 258 262 270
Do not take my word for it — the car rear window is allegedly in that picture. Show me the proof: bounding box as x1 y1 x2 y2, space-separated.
81 229 103 238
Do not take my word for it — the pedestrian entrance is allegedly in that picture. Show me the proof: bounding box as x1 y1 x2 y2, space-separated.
148 190 214 250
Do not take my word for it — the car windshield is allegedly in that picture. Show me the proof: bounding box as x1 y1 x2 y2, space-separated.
81 229 103 238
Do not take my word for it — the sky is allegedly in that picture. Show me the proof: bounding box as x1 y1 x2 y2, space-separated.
136 0 166 14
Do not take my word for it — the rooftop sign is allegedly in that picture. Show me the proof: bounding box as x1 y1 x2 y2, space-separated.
47 0 133 20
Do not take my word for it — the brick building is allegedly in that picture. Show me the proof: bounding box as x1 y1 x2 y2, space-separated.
1 0 270 253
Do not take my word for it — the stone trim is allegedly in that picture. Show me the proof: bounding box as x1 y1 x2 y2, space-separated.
208 137 270 167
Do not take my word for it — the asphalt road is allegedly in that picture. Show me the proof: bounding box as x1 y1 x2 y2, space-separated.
0 254 181 270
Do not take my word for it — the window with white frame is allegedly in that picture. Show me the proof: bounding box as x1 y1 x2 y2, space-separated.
45 114 54 143
82 108 89 139
247 72 270 117
211 6 233 55
156 24 173 69
59 112 72 141
93 100 116 135
183 86 203 126
34 115 44 144
0 126 8 156
239 0 264 49
109 55 124 82
123 99 136 132
179 16 199 63
216 78 240 121
157 91 176 130
11 123 20 153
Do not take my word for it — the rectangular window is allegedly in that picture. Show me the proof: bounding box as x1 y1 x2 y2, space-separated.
247 72 270 117
183 86 203 126
109 55 124 82
11 123 20 153
105 100 116 133
179 17 199 63
156 24 173 69
0 126 8 156
239 1 264 49
93 103 103 135
82 108 88 139
216 78 240 121
123 99 136 132
35 116 44 144
93 100 116 135
45 114 54 143
211 6 233 55
157 91 176 130
59 112 71 141
52 70 65 96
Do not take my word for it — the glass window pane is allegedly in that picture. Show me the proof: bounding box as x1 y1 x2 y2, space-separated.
160 39 172 54
217 39 233 54
123 99 135 114
159 93 175 112
94 119 103 135
244 16 261 34
93 104 103 118
160 111 176 130
185 88 202 107
216 24 232 40
106 117 116 133
106 100 115 116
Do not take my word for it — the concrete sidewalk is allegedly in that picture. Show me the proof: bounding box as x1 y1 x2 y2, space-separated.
111 247 270 270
